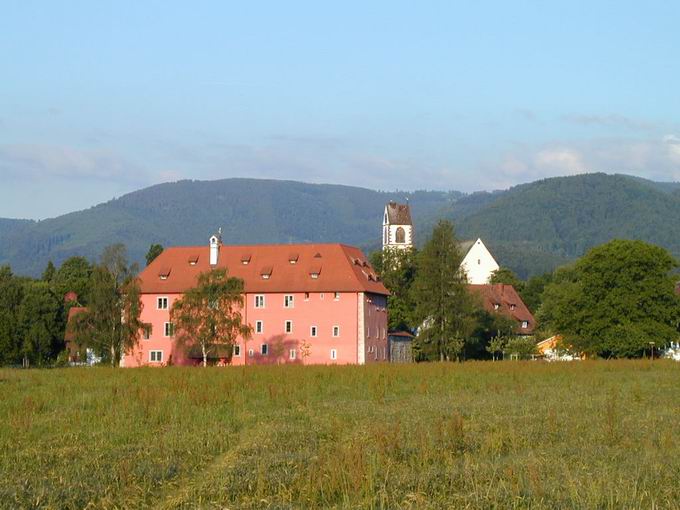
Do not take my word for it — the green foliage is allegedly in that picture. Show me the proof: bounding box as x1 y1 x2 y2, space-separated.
41 261 56 282
145 243 164 266
17 281 62 366
68 245 145 366
170 268 252 367
539 240 680 358
412 220 476 361
4 362 680 508
490 267 523 289
0 266 24 365
467 309 517 360
370 248 418 331
52 256 93 304
504 337 539 360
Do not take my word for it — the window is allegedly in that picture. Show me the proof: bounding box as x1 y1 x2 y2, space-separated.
289 349 296 360
285 320 293 334
477 259 481 265
395 226 406 244
330 349 337 360
248 348 254 357
334 292 340 300
142 325 151 340
261 344 268 355
284 295 294 308
310 326 318 337
164 322 174 337
510 304 516 311
493 303 500 310
332 326 340 337
255 320 263 334
149 350 163 362
521 321 529 329
320 293 325 300
233 344 241 357
254 295 265 308
157 297 168 310
304 292 310 301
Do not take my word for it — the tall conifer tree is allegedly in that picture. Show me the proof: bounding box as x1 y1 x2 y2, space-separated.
412 220 475 361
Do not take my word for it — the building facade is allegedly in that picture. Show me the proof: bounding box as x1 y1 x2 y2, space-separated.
122 241 389 367
460 238 500 284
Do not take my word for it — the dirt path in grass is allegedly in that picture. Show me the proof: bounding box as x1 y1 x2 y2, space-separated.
152 419 270 510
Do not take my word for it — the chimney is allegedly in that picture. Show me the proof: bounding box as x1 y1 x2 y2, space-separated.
209 228 222 266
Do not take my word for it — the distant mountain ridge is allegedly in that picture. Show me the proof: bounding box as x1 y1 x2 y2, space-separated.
1 174 679 278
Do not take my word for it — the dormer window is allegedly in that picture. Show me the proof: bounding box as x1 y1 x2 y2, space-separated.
493 303 500 310
158 267 171 280
260 266 272 279
521 321 529 329
188 254 199 266
510 304 516 311
314 252 322 258
241 254 252 265
288 253 299 264
309 264 322 279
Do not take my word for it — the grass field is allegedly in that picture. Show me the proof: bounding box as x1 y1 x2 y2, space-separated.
2 361 680 509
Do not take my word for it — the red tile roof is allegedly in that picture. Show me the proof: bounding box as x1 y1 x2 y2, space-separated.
139 243 389 295
468 284 536 333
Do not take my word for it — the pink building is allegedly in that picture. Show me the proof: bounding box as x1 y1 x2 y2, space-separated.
122 238 389 367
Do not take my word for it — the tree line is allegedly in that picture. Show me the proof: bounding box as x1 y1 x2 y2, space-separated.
2 219 679 367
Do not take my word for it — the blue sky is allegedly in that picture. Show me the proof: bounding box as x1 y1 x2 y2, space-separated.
2 1 680 219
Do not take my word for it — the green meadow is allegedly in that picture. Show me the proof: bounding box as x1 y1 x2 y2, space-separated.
2 361 680 509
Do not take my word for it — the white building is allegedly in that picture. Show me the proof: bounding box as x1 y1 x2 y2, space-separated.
460 238 499 284
382 201 414 251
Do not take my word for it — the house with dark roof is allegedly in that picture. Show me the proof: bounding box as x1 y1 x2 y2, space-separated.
468 283 536 335
122 235 389 367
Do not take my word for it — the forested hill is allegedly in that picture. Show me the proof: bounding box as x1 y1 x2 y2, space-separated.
455 173 680 277
0 179 461 276
1 173 679 278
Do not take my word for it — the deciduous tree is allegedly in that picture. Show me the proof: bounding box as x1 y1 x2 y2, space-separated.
539 240 680 358
170 268 252 367
68 245 145 366
370 248 418 331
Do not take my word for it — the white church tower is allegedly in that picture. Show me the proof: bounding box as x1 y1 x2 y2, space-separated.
382 201 414 251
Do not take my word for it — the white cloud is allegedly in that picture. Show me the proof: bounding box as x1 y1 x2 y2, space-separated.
486 136 680 188
0 143 147 183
